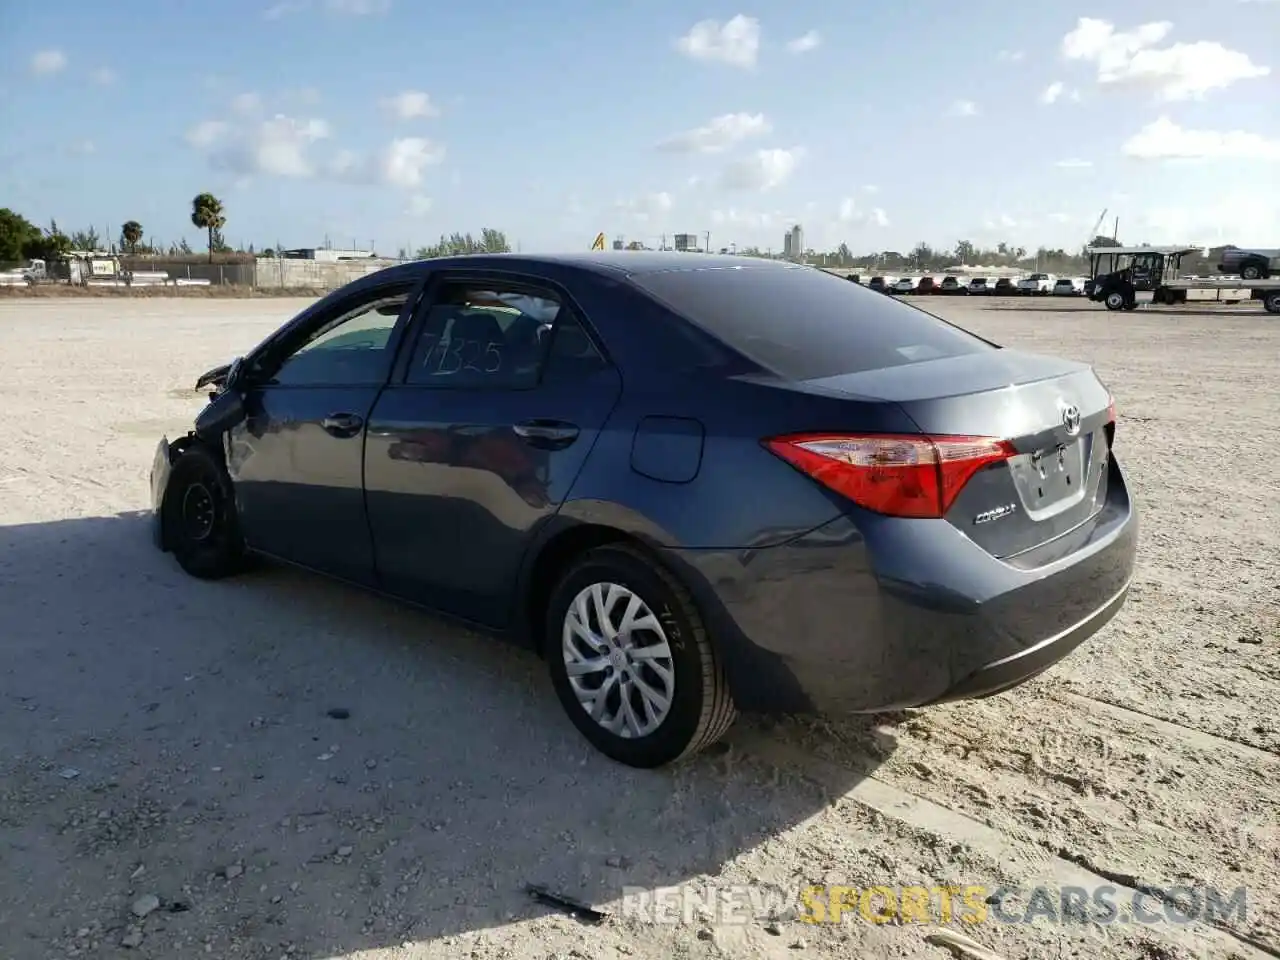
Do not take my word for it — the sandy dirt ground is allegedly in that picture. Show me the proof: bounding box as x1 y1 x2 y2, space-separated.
1 295 1277 960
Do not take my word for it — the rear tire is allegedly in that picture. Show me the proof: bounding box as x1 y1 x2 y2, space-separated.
1241 263 1266 281
544 543 737 768
1264 292 1280 314
162 443 247 580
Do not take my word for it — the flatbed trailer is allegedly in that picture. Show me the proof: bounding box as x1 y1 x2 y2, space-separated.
1084 246 1280 314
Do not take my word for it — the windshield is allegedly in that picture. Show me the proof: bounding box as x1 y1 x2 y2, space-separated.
630 264 992 380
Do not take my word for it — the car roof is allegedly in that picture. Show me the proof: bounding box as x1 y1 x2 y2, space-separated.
399 251 809 280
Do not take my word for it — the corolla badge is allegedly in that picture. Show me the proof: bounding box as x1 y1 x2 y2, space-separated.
1060 401 1082 436
974 503 1017 525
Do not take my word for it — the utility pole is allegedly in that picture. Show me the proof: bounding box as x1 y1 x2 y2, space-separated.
705 231 711 254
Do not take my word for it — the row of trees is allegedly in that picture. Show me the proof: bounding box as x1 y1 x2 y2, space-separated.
0 193 230 264
1 195 519 266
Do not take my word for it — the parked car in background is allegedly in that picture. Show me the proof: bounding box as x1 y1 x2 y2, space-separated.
868 276 893 293
993 277 1020 296
150 252 1135 769
891 277 919 295
847 274 862 285
967 277 993 295
939 276 968 295
1217 248 1278 280
915 276 941 295
1053 277 1086 296
1017 273 1056 296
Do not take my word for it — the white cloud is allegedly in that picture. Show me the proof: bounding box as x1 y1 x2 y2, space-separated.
263 0 306 17
676 15 760 68
1040 81 1065 105
326 0 390 11
1054 158 1094 168
983 214 1018 230
30 50 67 76
836 198 889 227
656 112 770 153
230 92 263 115
406 194 433 217
1061 17 1269 101
374 138 445 187
186 120 230 149
382 90 439 120
89 67 117 86
68 140 96 156
709 208 778 230
786 30 821 54
1121 117 1280 161
997 50 1025 62
720 148 802 191
1134 196 1280 245
186 114 332 178
331 138 446 188
948 99 979 117
617 192 674 221
264 0 388 16
862 184 879 194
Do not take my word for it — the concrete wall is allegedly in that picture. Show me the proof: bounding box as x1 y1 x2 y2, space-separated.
121 260 257 285
253 258 399 291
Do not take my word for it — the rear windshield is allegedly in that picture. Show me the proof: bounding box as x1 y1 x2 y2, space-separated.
630 264 992 380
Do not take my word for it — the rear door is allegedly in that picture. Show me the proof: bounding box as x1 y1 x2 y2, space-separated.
363 271 623 624
227 278 421 583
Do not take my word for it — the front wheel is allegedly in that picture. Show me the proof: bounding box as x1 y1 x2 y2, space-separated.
1241 263 1266 281
1104 291 1126 311
545 544 737 768
1264 291 1280 314
162 442 247 580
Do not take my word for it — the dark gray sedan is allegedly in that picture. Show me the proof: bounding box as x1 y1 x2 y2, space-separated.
151 253 1137 768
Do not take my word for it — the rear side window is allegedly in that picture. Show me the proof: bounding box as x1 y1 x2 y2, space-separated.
630 265 991 380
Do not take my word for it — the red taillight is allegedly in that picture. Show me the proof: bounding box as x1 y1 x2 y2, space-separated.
764 433 1016 519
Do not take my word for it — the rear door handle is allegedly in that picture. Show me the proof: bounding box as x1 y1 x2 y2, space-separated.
513 419 579 450
321 412 364 437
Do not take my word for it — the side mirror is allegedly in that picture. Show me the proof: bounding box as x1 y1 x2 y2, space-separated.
194 383 247 442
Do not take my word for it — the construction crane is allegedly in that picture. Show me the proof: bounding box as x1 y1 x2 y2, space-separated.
1085 208 1109 248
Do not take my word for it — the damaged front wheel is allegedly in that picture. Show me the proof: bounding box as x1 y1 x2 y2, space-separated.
162 443 247 580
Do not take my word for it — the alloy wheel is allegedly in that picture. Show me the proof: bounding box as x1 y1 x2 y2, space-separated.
561 582 675 739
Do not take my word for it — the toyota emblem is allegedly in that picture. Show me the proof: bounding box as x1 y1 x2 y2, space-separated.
1061 403 1082 436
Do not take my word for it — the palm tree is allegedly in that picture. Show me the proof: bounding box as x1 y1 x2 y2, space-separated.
120 221 143 256
190 193 226 263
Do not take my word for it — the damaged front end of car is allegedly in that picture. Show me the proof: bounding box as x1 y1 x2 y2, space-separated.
150 356 249 551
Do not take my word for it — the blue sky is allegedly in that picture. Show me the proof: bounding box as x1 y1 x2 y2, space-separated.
2 0 1277 255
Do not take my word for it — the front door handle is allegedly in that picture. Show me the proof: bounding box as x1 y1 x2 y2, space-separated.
321 412 364 438
513 419 579 450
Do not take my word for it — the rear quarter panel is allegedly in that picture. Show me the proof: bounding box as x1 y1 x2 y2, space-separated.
558 374 922 549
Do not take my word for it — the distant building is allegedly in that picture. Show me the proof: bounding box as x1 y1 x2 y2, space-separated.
673 233 696 252
783 225 804 260
279 247 375 261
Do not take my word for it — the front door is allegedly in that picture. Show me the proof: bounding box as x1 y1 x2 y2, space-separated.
227 279 420 583
363 273 622 624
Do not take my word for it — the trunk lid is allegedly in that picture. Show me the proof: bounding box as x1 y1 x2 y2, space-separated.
806 349 1114 559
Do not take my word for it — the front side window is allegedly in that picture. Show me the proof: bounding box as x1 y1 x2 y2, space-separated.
270 284 413 386
406 281 564 388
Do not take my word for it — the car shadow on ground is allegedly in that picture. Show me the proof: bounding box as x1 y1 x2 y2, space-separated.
0 511 898 957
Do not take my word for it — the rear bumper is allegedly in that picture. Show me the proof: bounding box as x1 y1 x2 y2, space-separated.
666 459 1138 714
